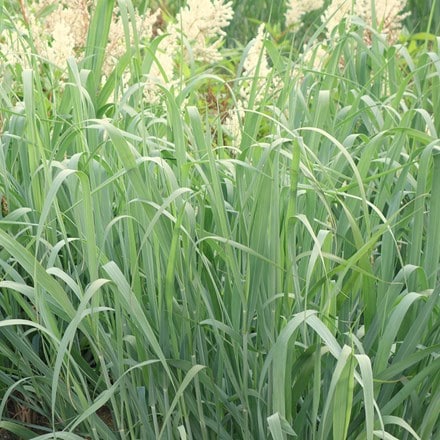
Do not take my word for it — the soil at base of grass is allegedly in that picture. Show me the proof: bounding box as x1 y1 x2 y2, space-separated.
0 429 17 440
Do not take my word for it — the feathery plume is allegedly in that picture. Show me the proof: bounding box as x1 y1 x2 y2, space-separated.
285 0 324 28
322 0 409 42
167 0 234 63
223 24 279 146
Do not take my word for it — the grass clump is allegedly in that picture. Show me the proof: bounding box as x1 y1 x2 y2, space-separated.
0 0 439 439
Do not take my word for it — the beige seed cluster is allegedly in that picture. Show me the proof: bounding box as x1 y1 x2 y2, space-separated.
285 0 408 42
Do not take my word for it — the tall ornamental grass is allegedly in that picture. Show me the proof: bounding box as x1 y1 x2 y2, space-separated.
0 0 439 438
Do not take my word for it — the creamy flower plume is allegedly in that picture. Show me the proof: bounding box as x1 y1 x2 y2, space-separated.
243 24 271 80
41 0 90 48
284 0 409 43
357 0 409 40
239 23 274 106
322 0 408 41
167 0 234 62
104 8 161 76
285 0 324 28
1 0 233 78
29 0 90 66
223 24 280 146
140 0 234 102
288 0 409 80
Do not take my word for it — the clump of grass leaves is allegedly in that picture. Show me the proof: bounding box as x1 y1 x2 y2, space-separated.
1 1 439 439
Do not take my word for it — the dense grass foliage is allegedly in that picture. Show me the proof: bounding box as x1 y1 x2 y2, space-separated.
1 1 440 439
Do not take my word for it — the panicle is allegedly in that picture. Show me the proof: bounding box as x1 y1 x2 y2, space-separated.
167 0 234 62
285 0 324 28
322 0 409 42
223 23 280 146
243 23 271 80
138 0 233 103
1 0 234 87
104 8 161 76
357 0 409 41
30 0 90 65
